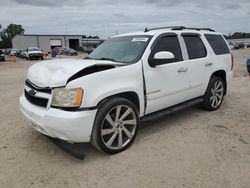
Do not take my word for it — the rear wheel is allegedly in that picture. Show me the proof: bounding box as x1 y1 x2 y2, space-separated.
247 68 250 74
91 98 139 154
203 76 225 111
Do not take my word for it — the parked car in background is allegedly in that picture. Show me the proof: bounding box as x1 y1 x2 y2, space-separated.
234 42 245 49
20 50 26 58
10 49 18 56
61 47 78 56
247 57 250 74
0 50 5 62
6 48 11 55
227 41 235 50
16 49 22 57
83 46 95 54
0 49 6 54
25 47 43 60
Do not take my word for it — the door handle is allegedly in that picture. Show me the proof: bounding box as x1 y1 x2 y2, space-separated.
205 62 213 67
177 67 188 73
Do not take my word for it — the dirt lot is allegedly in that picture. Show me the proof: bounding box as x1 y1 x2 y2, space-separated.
0 50 250 188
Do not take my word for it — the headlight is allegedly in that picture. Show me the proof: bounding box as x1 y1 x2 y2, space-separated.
51 88 83 108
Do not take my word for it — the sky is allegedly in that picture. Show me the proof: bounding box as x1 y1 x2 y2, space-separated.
0 0 250 39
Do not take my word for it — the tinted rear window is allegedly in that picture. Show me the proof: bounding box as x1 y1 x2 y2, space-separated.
183 36 207 59
205 34 230 55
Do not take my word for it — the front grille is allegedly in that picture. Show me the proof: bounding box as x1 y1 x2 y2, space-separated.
29 53 42 57
24 80 51 108
25 80 51 93
25 90 48 107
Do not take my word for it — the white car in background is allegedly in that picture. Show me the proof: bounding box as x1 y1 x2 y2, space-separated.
20 26 233 154
227 41 235 50
25 47 43 60
10 49 18 56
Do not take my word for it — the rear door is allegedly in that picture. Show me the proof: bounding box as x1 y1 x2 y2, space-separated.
142 33 190 114
181 33 211 99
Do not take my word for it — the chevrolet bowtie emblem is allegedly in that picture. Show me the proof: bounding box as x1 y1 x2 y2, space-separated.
28 89 36 96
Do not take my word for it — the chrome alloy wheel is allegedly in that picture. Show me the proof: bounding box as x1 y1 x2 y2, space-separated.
101 105 137 150
210 80 224 108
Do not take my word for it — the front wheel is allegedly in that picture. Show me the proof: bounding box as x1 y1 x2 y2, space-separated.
203 76 225 111
91 98 139 154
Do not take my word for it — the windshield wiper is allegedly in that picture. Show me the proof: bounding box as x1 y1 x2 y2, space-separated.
85 57 115 61
84 56 93 59
96 57 117 62
85 57 124 63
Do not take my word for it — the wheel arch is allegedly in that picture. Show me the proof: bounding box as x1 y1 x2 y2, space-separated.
96 91 141 114
211 70 227 95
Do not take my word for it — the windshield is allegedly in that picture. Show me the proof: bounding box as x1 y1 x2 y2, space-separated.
88 35 151 63
29 47 40 51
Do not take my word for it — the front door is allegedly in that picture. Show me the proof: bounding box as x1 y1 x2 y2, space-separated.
142 34 190 114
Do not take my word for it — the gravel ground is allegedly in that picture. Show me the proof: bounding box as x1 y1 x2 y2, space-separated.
0 50 250 188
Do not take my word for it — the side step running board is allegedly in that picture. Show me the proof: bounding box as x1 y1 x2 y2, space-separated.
140 97 204 124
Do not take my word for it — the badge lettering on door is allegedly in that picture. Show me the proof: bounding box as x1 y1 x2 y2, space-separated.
147 90 161 95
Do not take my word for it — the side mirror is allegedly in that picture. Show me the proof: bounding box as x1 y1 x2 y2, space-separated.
148 51 175 67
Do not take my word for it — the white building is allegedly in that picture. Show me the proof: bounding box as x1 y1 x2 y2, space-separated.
12 34 82 52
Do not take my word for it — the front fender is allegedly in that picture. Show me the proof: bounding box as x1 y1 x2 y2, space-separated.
67 61 145 116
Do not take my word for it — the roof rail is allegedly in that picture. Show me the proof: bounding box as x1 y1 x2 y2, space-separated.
144 26 215 32
172 27 215 32
144 26 185 32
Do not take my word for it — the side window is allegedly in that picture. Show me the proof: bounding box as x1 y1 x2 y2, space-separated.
183 35 207 59
151 36 183 62
204 34 230 55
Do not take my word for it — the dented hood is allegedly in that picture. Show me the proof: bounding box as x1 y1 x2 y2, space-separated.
27 58 119 87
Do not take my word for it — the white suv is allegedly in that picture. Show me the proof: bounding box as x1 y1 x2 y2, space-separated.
25 47 43 60
20 26 233 154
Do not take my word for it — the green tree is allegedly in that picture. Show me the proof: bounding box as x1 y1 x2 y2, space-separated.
5 23 24 39
0 23 25 48
225 32 250 39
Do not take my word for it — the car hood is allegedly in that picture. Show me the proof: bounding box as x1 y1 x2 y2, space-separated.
28 51 42 54
27 59 121 87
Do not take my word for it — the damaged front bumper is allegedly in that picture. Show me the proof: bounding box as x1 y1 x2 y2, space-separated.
19 94 97 143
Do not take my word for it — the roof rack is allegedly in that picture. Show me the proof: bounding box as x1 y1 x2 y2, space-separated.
144 26 185 32
144 26 215 32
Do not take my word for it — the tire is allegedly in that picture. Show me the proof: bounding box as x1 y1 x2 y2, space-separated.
91 97 139 154
203 76 225 111
247 68 250 74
